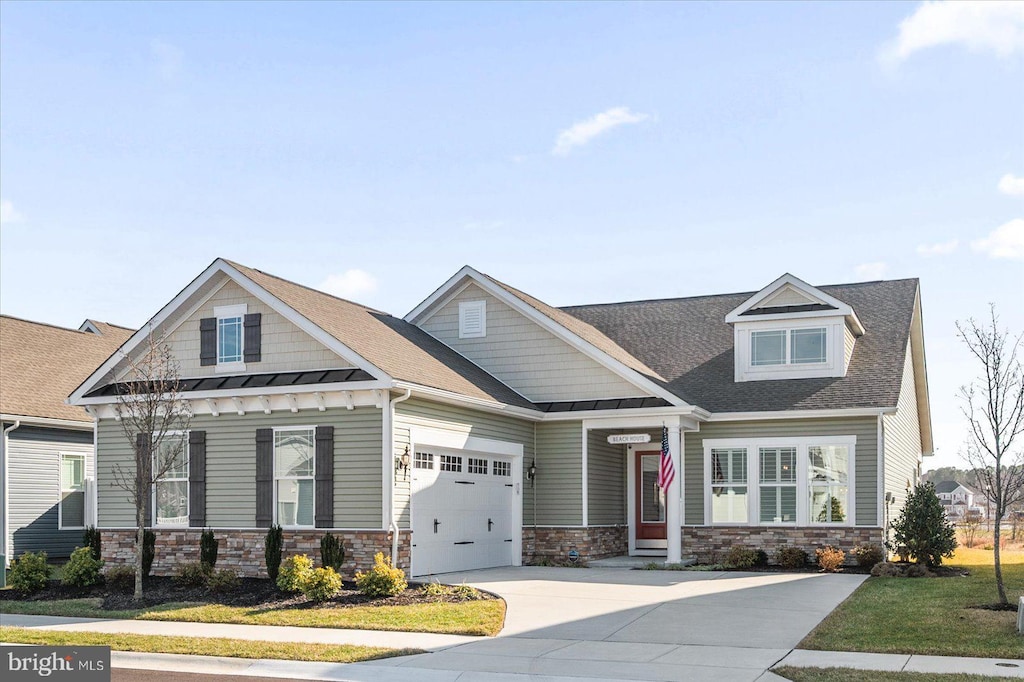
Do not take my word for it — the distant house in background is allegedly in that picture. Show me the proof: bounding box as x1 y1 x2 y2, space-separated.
1 316 133 564
935 480 985 520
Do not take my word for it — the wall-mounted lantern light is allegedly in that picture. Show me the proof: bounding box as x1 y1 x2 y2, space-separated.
395 446 411 480
527 459 537 487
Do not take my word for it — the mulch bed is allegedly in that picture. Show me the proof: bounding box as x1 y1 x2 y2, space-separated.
0 576 496 611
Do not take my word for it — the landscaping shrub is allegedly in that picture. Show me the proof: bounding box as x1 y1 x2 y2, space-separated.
724 546 760 569
9 551 51 593
61 546 104 588
452 583 482 600
142 530 156 577
888 482 957 568
754 549 769 567
815 546 845 572
354 552 407 597
851 543 884 568
83 526 102 561
420 581 450 598
207 568 240 593
905 563 934 578
174 562 211 588
870 561 904 577
320 532 345 573
277 554 314 593
200 529 219 569
301 566 342 603
265 524 283 582
776 546 808 569
104 565 136 592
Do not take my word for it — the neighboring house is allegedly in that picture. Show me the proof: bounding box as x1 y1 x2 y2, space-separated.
935 480 985 520
1 316 134 563
70 260 932 576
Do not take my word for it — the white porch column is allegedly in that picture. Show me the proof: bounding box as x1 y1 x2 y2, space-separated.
666 425 682 564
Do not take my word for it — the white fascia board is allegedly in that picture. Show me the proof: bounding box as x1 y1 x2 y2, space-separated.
392 381 544 421
725 273 864 335
0 414 93 430
706 407 896 422
406 266 687 408
219 261 390 382
76 380 392 405
547 405 707 423
909 288 934 456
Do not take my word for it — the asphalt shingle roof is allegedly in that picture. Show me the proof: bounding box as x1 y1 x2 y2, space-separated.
562 278 919 413
226 261 536 409
1 315 134 422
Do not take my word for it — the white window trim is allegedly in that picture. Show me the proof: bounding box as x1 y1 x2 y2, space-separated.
757 446 798 526
734 316 846 382
703 436 857 527
272 425 316 529
152 432 190 528
214 303 247 373
58 452 87 530
458 300 486 339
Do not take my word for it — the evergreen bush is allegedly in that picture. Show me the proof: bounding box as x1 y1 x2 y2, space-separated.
142 530 156 577
320 532 345 573
9 551 51 593
265 524 283 582
83 526 102 561
62 546 104 588
888 482 957 568
200 529 219 569
301 566 342 602
354 552 407 597
277 554 314 593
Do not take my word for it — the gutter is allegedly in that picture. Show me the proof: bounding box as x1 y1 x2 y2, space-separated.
3 419 21 570
387 389 412 566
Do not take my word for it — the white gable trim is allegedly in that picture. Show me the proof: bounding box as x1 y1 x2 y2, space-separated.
404 267 688 408
69 259 391 404
725 273 865 335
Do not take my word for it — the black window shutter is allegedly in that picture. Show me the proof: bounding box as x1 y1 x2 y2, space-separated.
138 432 153 527
255 429 273 528
243 313 262 363
314 426 334 528
188 431 207 528
200 317 217 366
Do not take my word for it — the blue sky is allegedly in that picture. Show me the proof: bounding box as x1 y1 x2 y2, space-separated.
1 1 1021 470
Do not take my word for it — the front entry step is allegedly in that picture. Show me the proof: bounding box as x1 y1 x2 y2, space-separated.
589 555 697 569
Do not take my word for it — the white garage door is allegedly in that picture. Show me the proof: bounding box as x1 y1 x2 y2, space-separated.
411 448 516 576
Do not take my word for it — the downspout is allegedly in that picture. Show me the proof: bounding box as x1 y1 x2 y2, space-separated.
388 389 412 566
3 420 21 571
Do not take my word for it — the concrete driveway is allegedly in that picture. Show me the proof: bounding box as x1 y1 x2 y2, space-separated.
363 566 867 682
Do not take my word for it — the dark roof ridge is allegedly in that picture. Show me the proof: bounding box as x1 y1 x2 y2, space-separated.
560 277 920 311
222 259 393 317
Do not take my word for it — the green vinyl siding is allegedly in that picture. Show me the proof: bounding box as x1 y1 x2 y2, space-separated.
96 406 382 529
587 430 626 525
535 421 583 526
883 343 923 519
684 416 878 526
394 398 534 528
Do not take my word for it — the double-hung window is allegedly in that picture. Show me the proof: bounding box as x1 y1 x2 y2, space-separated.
809 445 849 523
274 428 315 527
59 453 86 529
710 448 748 523
154 434 189 526
759 447 796 523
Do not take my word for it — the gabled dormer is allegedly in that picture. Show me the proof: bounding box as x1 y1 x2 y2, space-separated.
725 274 865 382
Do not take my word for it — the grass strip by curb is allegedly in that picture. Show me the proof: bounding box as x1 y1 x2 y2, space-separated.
773 667 1013 682
0 626 421 663
0 597 505 637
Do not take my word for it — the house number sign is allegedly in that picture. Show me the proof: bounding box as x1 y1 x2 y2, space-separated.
607 434 651 444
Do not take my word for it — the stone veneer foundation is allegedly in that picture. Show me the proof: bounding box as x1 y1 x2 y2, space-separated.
681 526 885 564
101 529 411 578
522 526 628 564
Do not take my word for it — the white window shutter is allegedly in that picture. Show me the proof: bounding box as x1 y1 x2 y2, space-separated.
459 300 486 338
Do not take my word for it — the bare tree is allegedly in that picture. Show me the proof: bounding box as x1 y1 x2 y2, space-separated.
110 329 192 599
958 510 982 548
957 305 1024 606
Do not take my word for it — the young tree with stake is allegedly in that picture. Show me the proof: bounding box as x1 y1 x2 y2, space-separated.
957 305 1024 606
110 329 192 599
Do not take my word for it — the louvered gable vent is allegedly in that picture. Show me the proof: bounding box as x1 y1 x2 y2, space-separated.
459 300 486 338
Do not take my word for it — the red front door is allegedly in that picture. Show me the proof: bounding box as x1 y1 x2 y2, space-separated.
635 451 667 541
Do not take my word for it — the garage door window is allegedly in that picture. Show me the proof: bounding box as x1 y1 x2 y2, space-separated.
414 451 434 469
492 461 510 477
275 428 315 527
467 458 487 474
440 454 462 472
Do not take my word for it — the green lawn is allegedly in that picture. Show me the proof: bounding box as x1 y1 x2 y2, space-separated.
799 548 1023 659
774 667 1009 682
0 596 505 636
0 626 419 663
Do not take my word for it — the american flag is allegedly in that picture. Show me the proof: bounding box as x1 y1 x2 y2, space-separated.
657 426 675 490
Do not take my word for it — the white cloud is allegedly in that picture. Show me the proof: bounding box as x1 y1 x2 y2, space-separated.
151 39 184 81
0 199 24 225
854 262 888 280
998 173 1024 196
317 269 378 301
971 218 1024 261
916 239 959 257
552 107 650 156
881 1 1024 64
